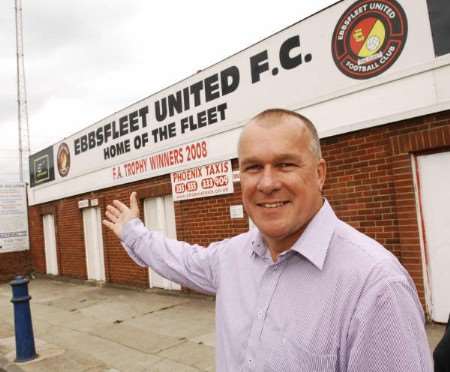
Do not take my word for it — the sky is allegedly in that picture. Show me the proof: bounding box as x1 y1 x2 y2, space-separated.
0 0 337 183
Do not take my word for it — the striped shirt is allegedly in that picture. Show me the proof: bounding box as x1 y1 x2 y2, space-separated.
121 200 433 371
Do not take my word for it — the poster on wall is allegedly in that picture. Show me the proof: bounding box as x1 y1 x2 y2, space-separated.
0 183 29 253
171 160 233 201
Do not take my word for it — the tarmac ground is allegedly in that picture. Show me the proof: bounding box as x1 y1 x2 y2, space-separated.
0 277 446 372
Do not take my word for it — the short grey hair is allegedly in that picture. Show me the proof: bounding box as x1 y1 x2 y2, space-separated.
248 108 322 159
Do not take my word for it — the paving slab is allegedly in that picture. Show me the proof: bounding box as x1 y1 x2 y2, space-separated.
1 337 65 367
150 358 206 372
156 340 215 371
15 350 105 372
190 332 215 348
0 323 13 340
40 323 163 371
78 293 190 323
91 322 185 354
0 338 14 359
126 301 215 340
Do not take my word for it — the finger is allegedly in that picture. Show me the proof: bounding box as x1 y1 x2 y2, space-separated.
105 211 119 223
106 205 121 218
102 219 115 230
113 199 128 212
130 192 138 213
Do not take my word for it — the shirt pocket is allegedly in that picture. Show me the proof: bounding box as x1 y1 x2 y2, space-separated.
264 333 338 372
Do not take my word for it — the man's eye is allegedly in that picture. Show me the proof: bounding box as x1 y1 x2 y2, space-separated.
279 163 295 169
244 165 261 172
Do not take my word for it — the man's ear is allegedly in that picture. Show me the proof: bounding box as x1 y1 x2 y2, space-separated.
317 159 326 192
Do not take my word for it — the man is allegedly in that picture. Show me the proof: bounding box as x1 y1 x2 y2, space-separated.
103 109 432 371
434 314 450 372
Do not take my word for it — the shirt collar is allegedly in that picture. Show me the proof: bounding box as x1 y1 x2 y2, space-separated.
250 231 267 258
250 199 338 270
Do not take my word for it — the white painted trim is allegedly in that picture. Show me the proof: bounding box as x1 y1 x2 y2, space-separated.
411 154 432 318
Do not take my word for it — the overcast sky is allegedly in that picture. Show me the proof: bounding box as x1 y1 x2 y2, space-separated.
0 0 336 182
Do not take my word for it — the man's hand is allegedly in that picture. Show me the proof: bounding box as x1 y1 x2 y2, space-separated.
103 192 140 239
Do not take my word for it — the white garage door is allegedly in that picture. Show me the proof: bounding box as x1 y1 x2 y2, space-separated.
415 151 450 323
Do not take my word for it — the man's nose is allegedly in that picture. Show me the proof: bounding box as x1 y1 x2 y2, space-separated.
256 166 281 194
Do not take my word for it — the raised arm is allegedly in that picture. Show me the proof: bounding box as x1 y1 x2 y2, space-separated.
103 192 220 294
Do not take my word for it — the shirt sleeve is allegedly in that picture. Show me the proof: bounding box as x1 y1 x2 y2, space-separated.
346 264 433 372
120 218 221 295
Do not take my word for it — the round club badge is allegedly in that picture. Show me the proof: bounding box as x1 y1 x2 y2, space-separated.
57 142 71 177
332 0 408 79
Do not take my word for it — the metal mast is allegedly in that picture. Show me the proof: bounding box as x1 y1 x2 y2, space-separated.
15 0 31 183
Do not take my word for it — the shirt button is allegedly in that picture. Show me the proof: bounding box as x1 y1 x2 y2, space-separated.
273 265 279 271
257 310 264 319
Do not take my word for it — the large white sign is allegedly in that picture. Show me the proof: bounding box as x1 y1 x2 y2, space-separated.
29 0 450 205
0 183 29 253
171 160 233 201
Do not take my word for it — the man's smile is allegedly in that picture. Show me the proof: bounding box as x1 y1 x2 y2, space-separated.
256 201 289 208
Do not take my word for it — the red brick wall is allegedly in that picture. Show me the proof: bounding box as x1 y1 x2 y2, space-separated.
56 199 87 279
27 111 450 308
28 204 46 273
322 111 450 305
175 188 248 246
0 251 31 282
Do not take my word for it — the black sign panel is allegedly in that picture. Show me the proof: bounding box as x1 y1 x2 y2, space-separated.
29 146 55 187
427 0 450 56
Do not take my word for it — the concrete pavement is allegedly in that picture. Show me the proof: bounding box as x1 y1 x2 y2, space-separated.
0 278 215 372
0 277 446 371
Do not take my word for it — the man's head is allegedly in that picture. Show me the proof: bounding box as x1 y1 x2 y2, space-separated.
238 108 326 258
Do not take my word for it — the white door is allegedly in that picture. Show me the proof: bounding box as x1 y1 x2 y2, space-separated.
143 195 180 290
42 214 58 275
82 207 106 281
415 151 450 322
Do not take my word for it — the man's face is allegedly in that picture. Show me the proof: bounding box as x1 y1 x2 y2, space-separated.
238 116 326 255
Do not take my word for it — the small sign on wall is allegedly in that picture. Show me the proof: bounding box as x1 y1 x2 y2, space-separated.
230 205 244 219
0 183 29 253
78 200 89 209
171 160 233 201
